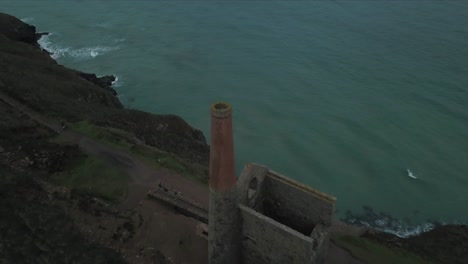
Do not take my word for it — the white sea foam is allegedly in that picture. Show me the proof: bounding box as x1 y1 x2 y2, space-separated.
384 219 468 237
381 222 435 238
111 75 123 88
20 17 34 23
113 38 126 43
347 216 466 238
66 46 120 60
36 32 119 60
375 219 387 227
37 33 69 59
347 218 437 238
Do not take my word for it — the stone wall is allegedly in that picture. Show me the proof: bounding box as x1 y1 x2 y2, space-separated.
147 188 208 224
213 163 335 264
262 171 335 228
239 205 315 264
236 163 269 207
310 224 330 264
208 187 240 264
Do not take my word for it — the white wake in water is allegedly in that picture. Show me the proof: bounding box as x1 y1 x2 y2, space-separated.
407 168 418 179
37 33 119 60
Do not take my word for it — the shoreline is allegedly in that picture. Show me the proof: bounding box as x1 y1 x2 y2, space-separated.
1 12 467 264
22 12 468 235
18 11 468 228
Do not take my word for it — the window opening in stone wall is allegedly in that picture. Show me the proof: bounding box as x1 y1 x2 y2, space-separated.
248 177 258 200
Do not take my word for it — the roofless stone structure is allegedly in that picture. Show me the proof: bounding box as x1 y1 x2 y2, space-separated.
208 102 336 264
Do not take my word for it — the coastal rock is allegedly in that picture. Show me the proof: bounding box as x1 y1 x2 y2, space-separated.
74 71 118 96
0 12 40 47
35 32 54 55
97 75 116 88
0 35 124 117
35 31 49 40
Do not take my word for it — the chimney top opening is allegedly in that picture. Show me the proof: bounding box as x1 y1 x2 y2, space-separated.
213 102 230 110
211 102 232 117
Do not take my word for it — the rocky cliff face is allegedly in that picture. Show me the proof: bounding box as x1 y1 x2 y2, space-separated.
0 12 209 165
0 12 208 264
0 13 43 47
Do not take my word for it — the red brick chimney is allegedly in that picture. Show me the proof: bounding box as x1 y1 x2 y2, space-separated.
209 102 236 191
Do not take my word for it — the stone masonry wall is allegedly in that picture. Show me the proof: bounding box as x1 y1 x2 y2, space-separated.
239 205 314 264
264 172 335 228
236 163 269 207
310 224 330 264
208 187 240 264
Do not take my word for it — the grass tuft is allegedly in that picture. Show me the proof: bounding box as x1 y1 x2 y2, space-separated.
71 120 208 184
51 153 129 202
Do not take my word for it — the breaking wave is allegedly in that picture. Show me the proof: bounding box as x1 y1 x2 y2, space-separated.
37 33 119 60
342 206 464 238
111 75 123 88
37 33 66 59
20 17 34 23
345 217 437 238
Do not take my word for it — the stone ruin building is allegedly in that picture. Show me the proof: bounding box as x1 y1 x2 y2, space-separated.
208 102 336 264
149 102 336 264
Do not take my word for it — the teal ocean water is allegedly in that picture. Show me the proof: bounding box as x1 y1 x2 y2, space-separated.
3 1 467 236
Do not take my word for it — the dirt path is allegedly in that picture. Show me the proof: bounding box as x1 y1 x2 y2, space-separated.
0 91 208 210
0 91 212 263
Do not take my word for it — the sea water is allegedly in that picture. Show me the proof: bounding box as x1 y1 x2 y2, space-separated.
2 1 467 236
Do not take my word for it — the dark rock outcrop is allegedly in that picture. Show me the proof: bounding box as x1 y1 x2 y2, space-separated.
0 13 39 47
35 31 49 40
73 71 118 95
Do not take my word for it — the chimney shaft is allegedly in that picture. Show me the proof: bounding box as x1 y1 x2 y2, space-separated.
209 102 239 264
209 102 236 191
